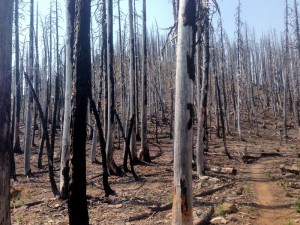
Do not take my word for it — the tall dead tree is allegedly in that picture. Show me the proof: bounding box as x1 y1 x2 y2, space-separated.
106 0 119 175
68 0 91 223
0 0 13 224
196 0 210 177
129 0 137 161
24 0 34 176
13 0 22 154
60 0 75 199
235 0 243 141
172 0 196 224
293 0 300 134
139 0 151 162
283 0 289 137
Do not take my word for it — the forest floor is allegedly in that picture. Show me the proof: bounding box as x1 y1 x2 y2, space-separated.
9 117 300 224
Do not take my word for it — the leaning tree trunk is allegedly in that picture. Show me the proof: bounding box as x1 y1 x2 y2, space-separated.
59 0 75 200
0 0 13 223
139 0 151 162
172 0 196 224
68 0 91 224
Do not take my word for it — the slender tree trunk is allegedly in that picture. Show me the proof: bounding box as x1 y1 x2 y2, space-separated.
129 0 137 161
294 0 300 134
283 0 289 138
105 0 120 175
13 0 22 154
0 0 13 223
172 0 196 224
139 0 151 162
236 0 243 141
50 0 60 161
196 1 209 177
24 0 34 176
60 0 75 200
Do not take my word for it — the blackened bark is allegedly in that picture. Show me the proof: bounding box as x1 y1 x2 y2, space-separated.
13 0 22 154
24 72 59 196
68 0 91 223
89 96 115 197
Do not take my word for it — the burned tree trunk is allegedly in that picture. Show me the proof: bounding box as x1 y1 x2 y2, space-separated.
59 0 75 200
0 0 13 223
139 0 151 162
172 0 196 224
68 0 91 223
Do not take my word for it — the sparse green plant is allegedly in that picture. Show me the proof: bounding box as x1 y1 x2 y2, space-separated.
284 217 293 225
146 193 153 201
234 176 241 183
11 193 21 203
282 183 292 192
293 199 300 213
265 171 271 178
163 194 172 202
17 216 24 223
216 204 224 216
245 206 253 214
243 185 251 194
134 205 143 212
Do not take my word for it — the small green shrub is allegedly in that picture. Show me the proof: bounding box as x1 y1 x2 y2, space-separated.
216 204 224 216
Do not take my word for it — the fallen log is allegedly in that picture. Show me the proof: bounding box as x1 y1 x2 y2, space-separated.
242 152 283 164
194 183 234 197
205 165 237 175
289 182 300 189
148 202 172 212
126 211 153 222
194 205 214 225
280 164 300 175
242 155 259 164
260 152 283 157
11 200 44 209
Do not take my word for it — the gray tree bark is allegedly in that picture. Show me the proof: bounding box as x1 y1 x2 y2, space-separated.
129 0 137 161
139 0 151 162
24 0 34 176
60 0 75 199
172 0 196 224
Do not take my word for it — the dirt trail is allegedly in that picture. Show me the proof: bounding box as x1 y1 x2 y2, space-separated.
251 159 296 225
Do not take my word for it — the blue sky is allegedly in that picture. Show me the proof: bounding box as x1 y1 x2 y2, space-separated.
36 0 287 40
218 0 285 38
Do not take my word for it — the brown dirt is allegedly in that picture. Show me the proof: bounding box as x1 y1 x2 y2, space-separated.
10 119 300 224
252 160 298 225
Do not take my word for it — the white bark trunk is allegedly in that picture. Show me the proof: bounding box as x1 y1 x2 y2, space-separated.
59 0 74 196
172 0 196 224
